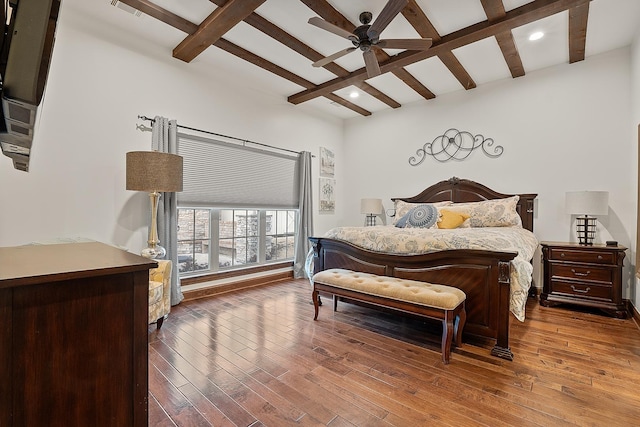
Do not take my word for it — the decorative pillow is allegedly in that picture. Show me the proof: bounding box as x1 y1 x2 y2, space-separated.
395 204 440 229
447 196 521 228
437 209 470 229
393 200 452 225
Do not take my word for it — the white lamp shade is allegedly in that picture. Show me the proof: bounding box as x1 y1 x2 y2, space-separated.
360 198 383 215
565 191 609 216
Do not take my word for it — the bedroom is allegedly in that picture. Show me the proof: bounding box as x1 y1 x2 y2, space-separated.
0 0 639 424
1 0 637 304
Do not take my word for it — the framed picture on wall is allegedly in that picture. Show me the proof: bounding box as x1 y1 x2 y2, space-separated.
320 147 335 177
319 178 335 213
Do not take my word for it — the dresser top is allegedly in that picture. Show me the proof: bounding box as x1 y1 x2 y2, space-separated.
0 242 157 288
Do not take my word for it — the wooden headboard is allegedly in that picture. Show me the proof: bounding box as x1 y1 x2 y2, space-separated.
391 177 537 232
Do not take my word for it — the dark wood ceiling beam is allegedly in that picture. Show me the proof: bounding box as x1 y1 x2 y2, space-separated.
289 0 591 105
568 2 589 63
301 0 435 102
402 0 476 90
480 0 525 78
118 0 370 116
173 0 265 63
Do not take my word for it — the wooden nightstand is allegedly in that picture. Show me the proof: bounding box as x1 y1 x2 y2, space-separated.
540 242 627 318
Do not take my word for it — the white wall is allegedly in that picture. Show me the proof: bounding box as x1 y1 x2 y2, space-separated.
630 31 640 308
342 47 636 295
0 0 344 251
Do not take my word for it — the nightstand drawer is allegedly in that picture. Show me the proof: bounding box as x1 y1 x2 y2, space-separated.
547 248 614 264
549 279 613 300
550 264 612 283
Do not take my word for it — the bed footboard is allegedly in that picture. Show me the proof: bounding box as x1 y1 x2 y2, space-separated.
309 237 517 360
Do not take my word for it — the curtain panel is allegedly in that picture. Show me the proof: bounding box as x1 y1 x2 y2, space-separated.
152 116 183 306
293 151 313 278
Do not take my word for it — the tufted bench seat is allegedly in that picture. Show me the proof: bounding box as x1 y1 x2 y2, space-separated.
312 268 466 364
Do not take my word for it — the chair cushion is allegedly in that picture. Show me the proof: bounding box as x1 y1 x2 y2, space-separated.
149 280 163 306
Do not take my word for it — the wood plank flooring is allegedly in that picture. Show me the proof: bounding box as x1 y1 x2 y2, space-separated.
148 279 640 426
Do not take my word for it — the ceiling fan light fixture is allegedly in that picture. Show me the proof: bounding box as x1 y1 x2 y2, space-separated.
308 0 427 79
529 31 544 41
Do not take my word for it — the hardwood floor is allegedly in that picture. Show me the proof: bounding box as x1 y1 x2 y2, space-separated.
148 279 640 426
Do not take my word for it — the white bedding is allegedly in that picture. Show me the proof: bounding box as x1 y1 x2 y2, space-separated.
317 225 539 322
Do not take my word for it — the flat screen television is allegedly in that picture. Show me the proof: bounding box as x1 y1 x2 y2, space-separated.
0 0 60 172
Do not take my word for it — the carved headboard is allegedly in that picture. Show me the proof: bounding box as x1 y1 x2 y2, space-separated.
391 177 537 232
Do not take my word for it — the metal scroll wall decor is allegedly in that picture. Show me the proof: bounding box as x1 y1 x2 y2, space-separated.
408 128 503 165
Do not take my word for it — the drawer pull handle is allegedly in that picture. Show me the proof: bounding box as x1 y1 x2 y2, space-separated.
597 255 603 260
571 269 590 277
560 253 565 257
571 285 591 294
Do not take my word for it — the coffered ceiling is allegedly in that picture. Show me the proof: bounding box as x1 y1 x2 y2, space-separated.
94 0 639 118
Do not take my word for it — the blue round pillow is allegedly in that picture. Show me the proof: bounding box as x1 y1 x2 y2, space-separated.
395 204 438 228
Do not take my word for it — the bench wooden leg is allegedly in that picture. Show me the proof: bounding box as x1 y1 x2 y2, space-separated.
312 289 320 320
333 295 338 311
454 303 466 347
441 310 455 364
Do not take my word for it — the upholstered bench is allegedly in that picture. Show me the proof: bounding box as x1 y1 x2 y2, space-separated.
312 268 467 364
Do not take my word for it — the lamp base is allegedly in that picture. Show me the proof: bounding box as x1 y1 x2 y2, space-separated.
141 245 166 259
365 214 377 227
576 216 597 245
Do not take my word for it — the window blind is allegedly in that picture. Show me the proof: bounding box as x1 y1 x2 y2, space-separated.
177 132 299 209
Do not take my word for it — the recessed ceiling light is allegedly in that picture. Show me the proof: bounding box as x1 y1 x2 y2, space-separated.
349 91 359 99
529 31 544 41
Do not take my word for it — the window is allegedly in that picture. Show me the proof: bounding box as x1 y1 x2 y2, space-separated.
178 208 297 275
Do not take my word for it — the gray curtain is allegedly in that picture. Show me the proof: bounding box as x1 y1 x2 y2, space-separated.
293 151 314 278
152 116 183 305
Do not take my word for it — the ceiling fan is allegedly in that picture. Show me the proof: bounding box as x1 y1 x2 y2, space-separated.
308 0 432 78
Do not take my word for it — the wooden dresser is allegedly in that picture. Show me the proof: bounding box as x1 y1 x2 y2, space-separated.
540 241 627 318
0 242 156 426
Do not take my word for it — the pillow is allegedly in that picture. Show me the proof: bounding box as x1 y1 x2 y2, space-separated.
446 196 521 228
393 200 452 225
395 204 440 229
437 209 470 229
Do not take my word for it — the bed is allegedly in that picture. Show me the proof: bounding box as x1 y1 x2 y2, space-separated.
308 177 538 360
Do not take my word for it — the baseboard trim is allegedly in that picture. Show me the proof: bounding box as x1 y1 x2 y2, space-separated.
182 270 294 301
628 300 640 330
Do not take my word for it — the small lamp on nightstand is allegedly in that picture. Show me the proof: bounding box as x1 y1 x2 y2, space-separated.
361 198 383 226
565 191 609 245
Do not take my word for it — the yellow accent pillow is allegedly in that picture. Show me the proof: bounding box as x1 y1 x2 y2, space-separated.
437 209 470 229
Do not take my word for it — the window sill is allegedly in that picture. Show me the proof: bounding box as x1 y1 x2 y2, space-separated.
180 261 295 301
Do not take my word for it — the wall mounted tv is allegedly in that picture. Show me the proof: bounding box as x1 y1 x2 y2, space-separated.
0 0 60 172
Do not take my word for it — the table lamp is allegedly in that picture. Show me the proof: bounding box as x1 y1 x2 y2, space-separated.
361 198 383 226
565 191 608 245
126 151 183 258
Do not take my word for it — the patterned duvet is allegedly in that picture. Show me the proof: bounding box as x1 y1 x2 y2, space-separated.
320 225 539 322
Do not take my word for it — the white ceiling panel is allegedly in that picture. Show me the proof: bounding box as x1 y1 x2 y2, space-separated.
512 11 570 73
405 57 466 96
453 37 512 85
416 0 489 35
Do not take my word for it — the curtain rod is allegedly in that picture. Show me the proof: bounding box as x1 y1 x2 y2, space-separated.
138 115 309 157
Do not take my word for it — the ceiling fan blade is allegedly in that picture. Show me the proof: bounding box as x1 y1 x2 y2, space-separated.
367 0 409 41
376 38 432 50
312 47 357 67
363 50 381 78
308 17 358 42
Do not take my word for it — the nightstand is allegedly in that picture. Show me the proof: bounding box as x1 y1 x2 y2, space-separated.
540 242 627 318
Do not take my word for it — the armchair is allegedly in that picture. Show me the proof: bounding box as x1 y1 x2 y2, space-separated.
149 260 172 330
